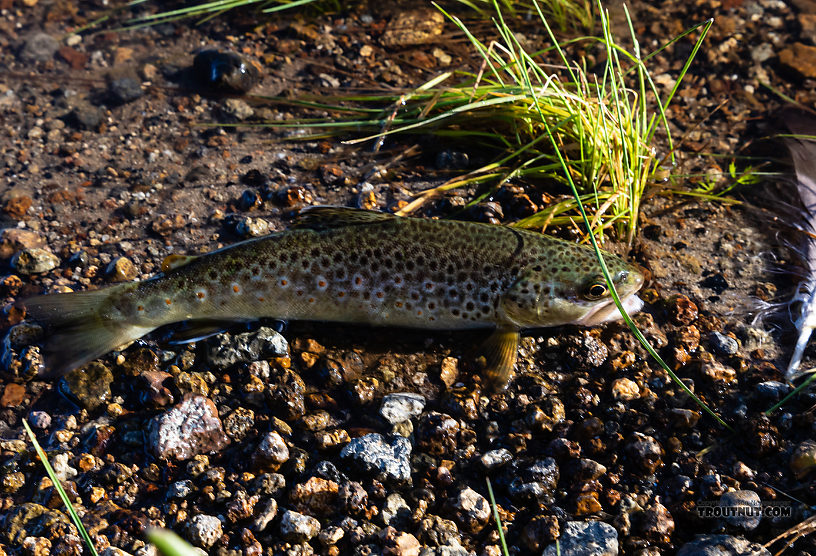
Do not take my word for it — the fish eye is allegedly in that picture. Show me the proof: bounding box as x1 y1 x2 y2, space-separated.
582 280 609 300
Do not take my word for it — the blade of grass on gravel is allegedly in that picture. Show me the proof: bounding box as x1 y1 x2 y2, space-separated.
23 419 100 556
485 478 509 556
148 529 202 556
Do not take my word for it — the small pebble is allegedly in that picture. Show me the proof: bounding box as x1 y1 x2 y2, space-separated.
222 98 254 120
791 440 816 478
481 448 513 470
507 458 560 505
69 101 104 130
0 228 44 259
340 433 412 484
380 493 410 527
254 431 290 469
253 498 278 532
709 331 739 356
106 256 137 282
676 534 770 556
207 326 288 368
168 480 194 499
380 392 426 424
449 487 490 533
148 395 230 460
187 514 223 548
63 362 114 410
755 381 790 401
27 410 50 430
542 521 618 556
235 216 270 238
638 502 675 543
625 433 664 474
611 378 640 401
439 356 459 387
107 76 144 104
11 248 59 274
18 32 59 63
279 509 320 542
720 490 762 530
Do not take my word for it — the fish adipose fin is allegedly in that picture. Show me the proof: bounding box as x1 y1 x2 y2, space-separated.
476 328 520 391
294 206 395 231
21 286 152 376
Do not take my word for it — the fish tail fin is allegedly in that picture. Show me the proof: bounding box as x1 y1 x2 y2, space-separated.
21 286 152 376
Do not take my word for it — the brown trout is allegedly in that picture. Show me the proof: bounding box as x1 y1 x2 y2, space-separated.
22 207 646 388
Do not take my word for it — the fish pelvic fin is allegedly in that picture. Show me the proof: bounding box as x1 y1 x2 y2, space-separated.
21 286 154 376
476 327 520 391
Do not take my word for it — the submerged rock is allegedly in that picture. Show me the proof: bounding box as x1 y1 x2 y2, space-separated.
11 248 59 274
192 50 261 94
63 362 114 410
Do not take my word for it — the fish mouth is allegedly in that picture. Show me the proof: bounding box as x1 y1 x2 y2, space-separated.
576 292 645 326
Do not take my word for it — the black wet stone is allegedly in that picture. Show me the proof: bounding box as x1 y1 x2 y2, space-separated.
239 188 261 211
192 50 261 94
107 77 144 104
68 102 104 130
241 169 269 188
505 458 559 506
700 271 729 294
709 331 738 356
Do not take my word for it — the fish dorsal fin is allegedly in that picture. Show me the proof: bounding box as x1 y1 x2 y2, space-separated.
161 254 199 272
294 206 396 231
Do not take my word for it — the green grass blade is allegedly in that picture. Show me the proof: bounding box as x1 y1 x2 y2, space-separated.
766 372 816 415
148 529 202 556
23 419 100 556
485 478 509 556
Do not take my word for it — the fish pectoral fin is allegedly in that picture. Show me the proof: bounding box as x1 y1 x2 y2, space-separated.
294 206 395 231
476 328 520 391
161 254 199 272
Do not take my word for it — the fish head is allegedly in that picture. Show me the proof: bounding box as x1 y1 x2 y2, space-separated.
500 253 647 329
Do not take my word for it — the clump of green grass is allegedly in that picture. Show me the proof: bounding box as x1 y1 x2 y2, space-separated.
280 0 712 245
460 0 594 33
90 0 591 32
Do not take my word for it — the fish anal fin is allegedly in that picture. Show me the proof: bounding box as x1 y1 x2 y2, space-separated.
476 328 520 391
294 206 395 231
161 254 199 272
165 319 255 345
